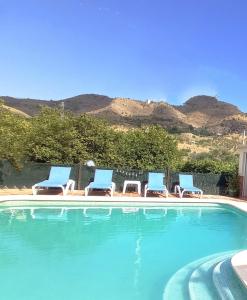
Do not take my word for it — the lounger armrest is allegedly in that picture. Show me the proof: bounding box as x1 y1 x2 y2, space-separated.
144 184 148 197
84 183 91 197
174 185 182 198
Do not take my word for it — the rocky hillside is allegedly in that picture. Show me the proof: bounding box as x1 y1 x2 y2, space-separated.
89 98 192 130
1 94 246 134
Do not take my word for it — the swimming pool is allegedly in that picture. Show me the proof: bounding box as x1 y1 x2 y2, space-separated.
1 204 247 299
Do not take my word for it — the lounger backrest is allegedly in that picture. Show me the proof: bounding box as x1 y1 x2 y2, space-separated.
148 172 164 186
48 167 71 182
94 169 113 184
179 174 193 188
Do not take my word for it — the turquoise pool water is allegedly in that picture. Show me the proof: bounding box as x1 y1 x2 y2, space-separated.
1 205 247 300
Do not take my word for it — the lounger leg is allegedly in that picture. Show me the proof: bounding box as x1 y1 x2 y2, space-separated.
84 186 89 196
137 183 141 195
176 186 182 198
112 182 116 195
70 180 75 192
61 186 65 196
144 185 148 197
32 186 37 195
174 185 178 194
65 180 75 195
64 185 69 196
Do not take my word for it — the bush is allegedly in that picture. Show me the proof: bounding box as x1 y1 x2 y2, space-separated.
180 158 237 174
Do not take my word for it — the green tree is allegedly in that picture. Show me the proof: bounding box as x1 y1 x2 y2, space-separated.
117 125 182 170
0 105 192 173
27 107 88 164
0 104 30 168
74 115 121 167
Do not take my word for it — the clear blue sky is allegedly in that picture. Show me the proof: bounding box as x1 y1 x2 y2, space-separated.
0 0 247 110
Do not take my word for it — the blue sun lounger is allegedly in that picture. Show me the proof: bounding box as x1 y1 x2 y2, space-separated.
176 174 203 198
32 166 75 196
84 169 115 197
144 172 168 197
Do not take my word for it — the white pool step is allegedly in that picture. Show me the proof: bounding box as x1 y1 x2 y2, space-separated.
213 258 247 300
188 254 234 300
163 251 239 300
163 252 231 300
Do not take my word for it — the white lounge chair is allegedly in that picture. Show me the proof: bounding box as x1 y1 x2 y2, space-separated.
144 172 168 197
32 166 75 196
176 174 203 198
84 169 115 197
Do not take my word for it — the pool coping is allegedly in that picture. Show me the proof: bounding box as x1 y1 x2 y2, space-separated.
231 251 247 290
0 194 247 211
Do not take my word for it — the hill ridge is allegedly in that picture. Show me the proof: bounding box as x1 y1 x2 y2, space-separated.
0 94 246 134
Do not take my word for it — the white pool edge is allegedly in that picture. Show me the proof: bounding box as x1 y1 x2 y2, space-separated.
0 194 247 211
231 251 247 290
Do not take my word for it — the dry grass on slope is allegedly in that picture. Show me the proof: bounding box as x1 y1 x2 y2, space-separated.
3 105 30 117
177 133 242 155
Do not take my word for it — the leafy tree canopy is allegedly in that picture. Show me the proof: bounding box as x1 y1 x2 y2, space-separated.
0 106 239 175
0 103 30 168
117 126 182 170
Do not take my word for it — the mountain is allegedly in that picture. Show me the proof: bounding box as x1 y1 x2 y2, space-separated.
174 96 245 134
1 94 112 116
176 96 241 128
0 94 246 134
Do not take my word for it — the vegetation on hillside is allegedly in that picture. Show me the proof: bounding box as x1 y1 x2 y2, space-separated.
0 104 239 175
2 94 247 135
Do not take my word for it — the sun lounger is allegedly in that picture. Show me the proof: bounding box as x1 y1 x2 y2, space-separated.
84 169 115 197
32 166 75 196
176 174 203 198
144 172 168 197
